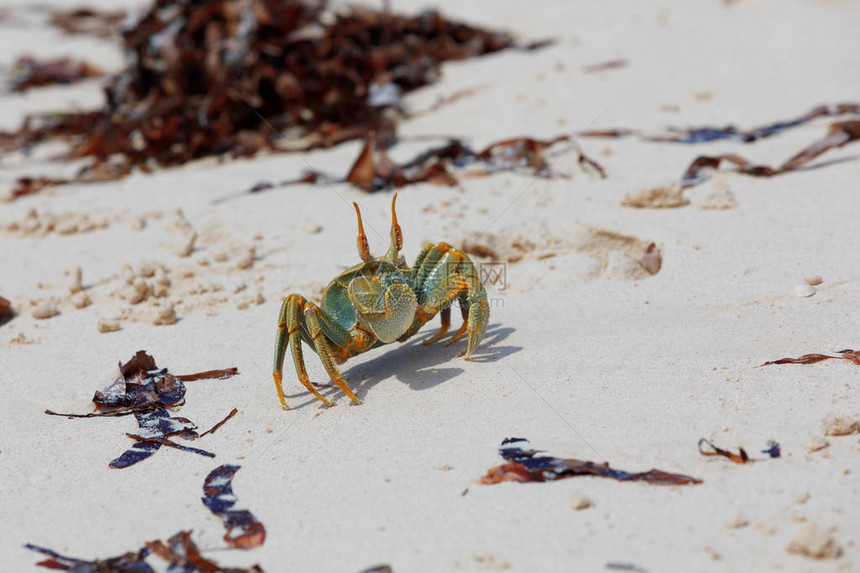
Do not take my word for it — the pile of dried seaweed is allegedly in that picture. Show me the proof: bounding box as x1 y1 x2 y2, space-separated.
3 0 517 196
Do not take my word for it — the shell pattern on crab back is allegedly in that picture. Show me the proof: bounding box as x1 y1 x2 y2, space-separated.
320 258 414 334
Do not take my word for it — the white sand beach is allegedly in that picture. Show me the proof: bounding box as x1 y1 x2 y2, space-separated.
1 1 859 571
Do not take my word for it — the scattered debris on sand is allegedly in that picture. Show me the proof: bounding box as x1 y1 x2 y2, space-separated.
787 524 843 560
680 120 860 188
480 438 701 485
759 349 860 367
202 465 267 550
3 208 110 236
698 439 751 464
44 351 238 468
579 102 860 144
244 133 604 194
622 183 689 208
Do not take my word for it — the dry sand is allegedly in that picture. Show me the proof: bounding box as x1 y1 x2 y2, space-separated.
1 0 859 571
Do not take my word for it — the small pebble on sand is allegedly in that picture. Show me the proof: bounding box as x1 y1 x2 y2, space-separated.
97 319 121 333
804 275 823 286
793 284 816 298
71 292 91 309
572 493 593 511
176 232 197 257
32 298 58 319
69 266 83 294
153 303 177 326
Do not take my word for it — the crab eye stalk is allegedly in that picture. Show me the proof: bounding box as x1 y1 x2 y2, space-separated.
353 202 372 261
386 192 403 259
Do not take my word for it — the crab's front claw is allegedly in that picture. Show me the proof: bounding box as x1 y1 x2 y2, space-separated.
461 298 489 359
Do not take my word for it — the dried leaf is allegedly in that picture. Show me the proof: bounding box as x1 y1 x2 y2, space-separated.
202 465 266 550
480 438 701 486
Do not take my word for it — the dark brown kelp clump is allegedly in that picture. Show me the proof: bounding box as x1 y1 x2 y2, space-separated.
4 0 515 196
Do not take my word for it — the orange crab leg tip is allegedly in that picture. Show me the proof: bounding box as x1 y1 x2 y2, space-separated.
272 370 290 410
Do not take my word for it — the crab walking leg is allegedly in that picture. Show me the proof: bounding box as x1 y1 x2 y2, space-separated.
273 294 332 409
460 274 490 358
423 307 451 345
303 301 363 405
407 242 490 357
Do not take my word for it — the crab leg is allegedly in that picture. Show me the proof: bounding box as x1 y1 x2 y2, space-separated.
303 301 363 405
423 307 451 345
274 294 333 409
407 242 489 358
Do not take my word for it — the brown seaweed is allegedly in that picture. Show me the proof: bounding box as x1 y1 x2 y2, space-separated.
146 531 264 573
10 56 102 92
680 120 860 187
578 102 860 144
259 133 604 194
25 543 153 572
698 439 750 464
28 532 264 572
44 351 239 468
480 438 701 486
4 0 521 195
49 8 126 38
0 295 13 326
202 465 266 550
759 348 860 367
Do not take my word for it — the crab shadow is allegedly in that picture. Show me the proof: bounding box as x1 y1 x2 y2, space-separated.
285 322 519 408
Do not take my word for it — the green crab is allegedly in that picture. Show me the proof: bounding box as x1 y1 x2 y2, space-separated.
273 193 489 409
